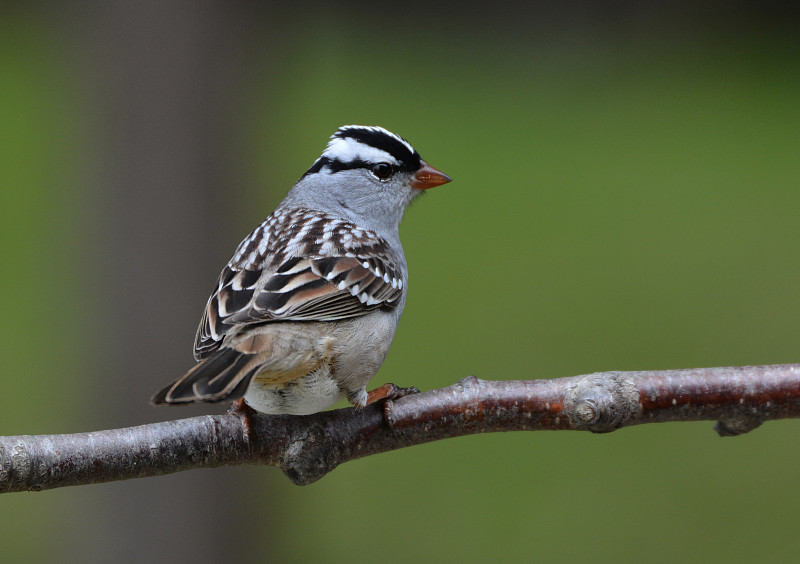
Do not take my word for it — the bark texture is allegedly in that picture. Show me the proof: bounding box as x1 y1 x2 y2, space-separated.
2 364 798 492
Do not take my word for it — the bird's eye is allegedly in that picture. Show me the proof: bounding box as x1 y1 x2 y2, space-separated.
370 162 394 181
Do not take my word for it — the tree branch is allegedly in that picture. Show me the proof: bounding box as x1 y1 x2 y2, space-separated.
2 363 798 493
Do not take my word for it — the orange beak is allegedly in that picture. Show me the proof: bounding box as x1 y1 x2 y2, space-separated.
411 161 452 190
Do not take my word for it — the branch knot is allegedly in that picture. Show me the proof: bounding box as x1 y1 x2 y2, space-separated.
279 425 338 486
564 372 639 432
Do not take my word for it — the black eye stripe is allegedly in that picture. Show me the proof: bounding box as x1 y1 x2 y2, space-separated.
322 158 371 173
304 157 400 177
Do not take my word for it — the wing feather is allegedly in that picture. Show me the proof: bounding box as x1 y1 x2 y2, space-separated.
193 209 404 360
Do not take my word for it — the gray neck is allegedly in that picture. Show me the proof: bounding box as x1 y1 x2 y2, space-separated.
280 169 420 247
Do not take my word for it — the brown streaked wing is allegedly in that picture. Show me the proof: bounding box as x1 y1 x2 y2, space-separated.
193 255 402 360
229 255 402 323
193 208 405 360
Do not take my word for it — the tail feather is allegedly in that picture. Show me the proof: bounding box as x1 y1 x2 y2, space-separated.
151 348 258 405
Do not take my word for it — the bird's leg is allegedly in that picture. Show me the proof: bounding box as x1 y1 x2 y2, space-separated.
228 398 257 444
365 383 420 405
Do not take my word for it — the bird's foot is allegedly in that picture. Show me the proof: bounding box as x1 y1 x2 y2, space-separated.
365 382 420 405
364 383 420 436
229 398 257 444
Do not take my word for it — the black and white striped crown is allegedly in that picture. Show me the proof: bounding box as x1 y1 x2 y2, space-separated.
305 125 422 176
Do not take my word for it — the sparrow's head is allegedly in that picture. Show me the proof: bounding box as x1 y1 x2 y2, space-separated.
293 126 451 230
308 125 450 189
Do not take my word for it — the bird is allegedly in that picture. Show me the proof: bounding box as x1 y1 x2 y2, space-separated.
151 125 452 415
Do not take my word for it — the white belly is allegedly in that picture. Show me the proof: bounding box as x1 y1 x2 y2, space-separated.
243 368 344 415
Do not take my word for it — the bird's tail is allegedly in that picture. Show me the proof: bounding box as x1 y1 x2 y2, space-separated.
151 348 259 405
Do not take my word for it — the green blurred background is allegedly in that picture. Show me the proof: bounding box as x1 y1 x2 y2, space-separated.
2 2 800 562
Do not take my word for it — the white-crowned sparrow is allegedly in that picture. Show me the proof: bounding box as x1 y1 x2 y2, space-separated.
152 125 451 415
